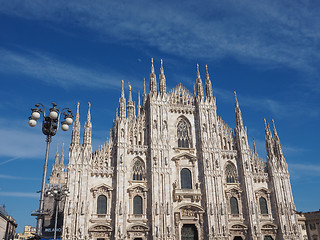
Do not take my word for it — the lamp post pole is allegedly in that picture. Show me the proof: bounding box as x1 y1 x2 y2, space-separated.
29 103 73 238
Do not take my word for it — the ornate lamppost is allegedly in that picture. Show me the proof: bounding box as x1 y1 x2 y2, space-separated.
29 102 73 237
46 184 70 240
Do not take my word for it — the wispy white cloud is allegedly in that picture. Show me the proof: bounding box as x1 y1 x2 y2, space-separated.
1 0 319 77
289 163 320 180
0 191 38 198
0 174 39 180
0 48 125 89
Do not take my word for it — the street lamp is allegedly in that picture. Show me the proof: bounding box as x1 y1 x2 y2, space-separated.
46 184 70 240
29 102 73 238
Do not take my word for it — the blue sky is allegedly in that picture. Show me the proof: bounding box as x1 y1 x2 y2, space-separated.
0 0 319 233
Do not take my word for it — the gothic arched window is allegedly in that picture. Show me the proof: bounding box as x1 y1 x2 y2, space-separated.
225 163 237 183
230 197 239 215
177 119 191 148
133 195 143 214
264 236 273 240
259 197 268 214
97 195 107 214
132 159 145 181
181 168 192 189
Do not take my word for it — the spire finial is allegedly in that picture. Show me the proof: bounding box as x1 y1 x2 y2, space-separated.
137 91 141 116
60 143 64 165
75 102 80 121
71 102 81 147
197 64 200 78
253 137 257 153
272 119 279 139
234 91 239 107
151 58 154 73
54 143 59 166
150 58 157 95
160 59 164 74
87 102 91 122
121 80 125 98
205 64 213 100
159 59 166 95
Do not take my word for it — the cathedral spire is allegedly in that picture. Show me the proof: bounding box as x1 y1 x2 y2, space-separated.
119 80 126 119
149 58 157 96
60 143 64 166
272 119 284 159
234 91 244 128
71 102 80 147
253 137 257 153
196 64 204 100
137 91 141 117
205 65 213 101
83 102 92 145
142 78 147 106
127 83 135 119
264 118 274 159
159 59 166 96
54 144 60 166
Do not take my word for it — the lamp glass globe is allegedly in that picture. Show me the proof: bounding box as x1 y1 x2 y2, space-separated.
65 117 73 125
49 111 58 120
32 111 40 120
28 119 37 127
61 124 69 131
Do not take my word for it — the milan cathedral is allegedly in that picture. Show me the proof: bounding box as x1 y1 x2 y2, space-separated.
48 59 303 240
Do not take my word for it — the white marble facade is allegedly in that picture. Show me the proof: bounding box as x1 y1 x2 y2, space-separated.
50 59 303 240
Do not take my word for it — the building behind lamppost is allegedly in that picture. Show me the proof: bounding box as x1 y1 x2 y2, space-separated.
0 205 17 240
16 225 36 240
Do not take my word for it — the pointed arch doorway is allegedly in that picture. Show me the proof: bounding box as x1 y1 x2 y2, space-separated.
181 224 198 240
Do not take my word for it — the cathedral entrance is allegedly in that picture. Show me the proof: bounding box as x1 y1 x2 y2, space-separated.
181 224 198 240
233 237 243 240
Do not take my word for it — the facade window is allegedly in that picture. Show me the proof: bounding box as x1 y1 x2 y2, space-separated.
310 223 316 230
133 195 143 214
230 197 239 215
225 163 237 183
181 168 192 189
97 195 107 214
264 236 273 240
259 197 268 214
177 119 191 148
132 159 145 181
